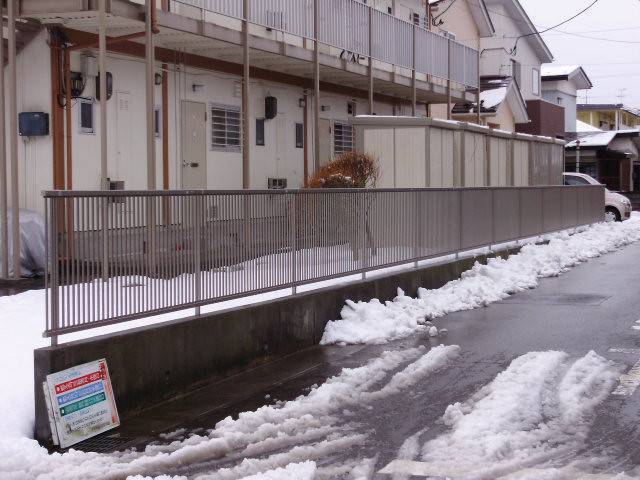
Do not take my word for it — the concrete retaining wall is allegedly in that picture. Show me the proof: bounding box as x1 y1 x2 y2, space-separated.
34 248 516 445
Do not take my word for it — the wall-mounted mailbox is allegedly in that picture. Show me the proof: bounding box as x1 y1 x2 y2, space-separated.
19 112 49 136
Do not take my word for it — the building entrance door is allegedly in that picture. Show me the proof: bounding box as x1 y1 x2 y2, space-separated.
181 101 207 189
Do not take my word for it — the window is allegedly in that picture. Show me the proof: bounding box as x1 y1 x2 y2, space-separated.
532 68 540 95
154 106 161 138
79 100 94 134
295 122 304 149
412 12 420 26
347 101 356 116
333 122 354 156
556 97 563 106
564 174 590 186
256 118 265 146
211 104 241 150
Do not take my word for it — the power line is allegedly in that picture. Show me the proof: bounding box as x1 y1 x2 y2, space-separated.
454 0 640 46
509 0 600 53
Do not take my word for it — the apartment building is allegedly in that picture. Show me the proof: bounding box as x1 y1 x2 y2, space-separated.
2 0 479 217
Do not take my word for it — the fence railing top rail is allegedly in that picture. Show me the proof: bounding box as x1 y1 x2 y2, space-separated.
41 185 601 198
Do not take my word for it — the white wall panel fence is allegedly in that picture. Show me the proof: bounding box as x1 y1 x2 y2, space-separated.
353 117 566 189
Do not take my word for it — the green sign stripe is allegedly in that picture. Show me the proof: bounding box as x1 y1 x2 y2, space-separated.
59 392 106 417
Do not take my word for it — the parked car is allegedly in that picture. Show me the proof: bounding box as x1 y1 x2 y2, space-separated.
563 172 632 222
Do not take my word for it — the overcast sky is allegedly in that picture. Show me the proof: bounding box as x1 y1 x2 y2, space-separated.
518 0 640 108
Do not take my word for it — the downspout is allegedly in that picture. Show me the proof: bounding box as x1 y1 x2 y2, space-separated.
162 66 169 189
303 91 309 186
64 49 72 190
49 31 64 190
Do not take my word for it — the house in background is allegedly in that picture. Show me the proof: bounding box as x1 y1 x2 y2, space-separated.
565 126 640 192
427 0 496 121
436 0 556 132
577 104 640 131
451 75 529 129
540 65 593 134
480 0 556 133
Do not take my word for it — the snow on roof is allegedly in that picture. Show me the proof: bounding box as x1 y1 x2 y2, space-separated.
565 131 617 148
481 87 507 109
541 65 580 78
576 120 602 133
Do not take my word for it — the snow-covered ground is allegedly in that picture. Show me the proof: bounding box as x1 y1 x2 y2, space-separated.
0 345 459 479
2 214 640 479
322 214 640 345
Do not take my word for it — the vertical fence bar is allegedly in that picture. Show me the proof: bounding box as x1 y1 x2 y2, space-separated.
194 195 202 315
290 193 297 294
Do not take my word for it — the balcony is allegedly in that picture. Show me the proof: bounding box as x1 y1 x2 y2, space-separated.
22 0 478 105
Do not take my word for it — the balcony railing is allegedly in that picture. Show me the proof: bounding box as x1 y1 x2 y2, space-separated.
173 0 479 88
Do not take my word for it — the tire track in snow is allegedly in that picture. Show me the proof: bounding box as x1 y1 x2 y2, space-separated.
380 350 620 480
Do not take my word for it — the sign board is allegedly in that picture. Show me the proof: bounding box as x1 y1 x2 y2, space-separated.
43 358 119 448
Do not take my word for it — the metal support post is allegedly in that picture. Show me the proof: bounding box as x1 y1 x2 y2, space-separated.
8 0 20 279
99 0 108 189
446 39 452 120
314 0 321 171
242 0 250 188
146 0 156 189
0 7 7 279
412 25 417 116
368 7 374 114
476 39 481 125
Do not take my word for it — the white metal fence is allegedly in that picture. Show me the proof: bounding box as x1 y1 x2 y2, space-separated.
43 186 604 343
174 0 478 87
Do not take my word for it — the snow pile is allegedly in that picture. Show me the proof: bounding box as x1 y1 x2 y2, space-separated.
321 214 640 345
0 346 458 480
236 461 316 480
417 351 618 479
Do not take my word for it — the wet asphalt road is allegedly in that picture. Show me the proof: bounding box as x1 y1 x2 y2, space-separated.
113 240 640 478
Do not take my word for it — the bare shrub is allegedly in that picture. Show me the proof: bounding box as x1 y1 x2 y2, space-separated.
307 152 379 189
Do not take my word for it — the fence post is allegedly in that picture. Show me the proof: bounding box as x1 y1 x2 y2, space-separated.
290 193 297 294
194 195 202 316
457 189 463 259
414 190 420 268
49 198 60 347
362 191 369 279
489 188 494 252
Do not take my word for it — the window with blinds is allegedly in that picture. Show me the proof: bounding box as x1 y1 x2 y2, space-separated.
211 104 241 151
333 122 354 156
